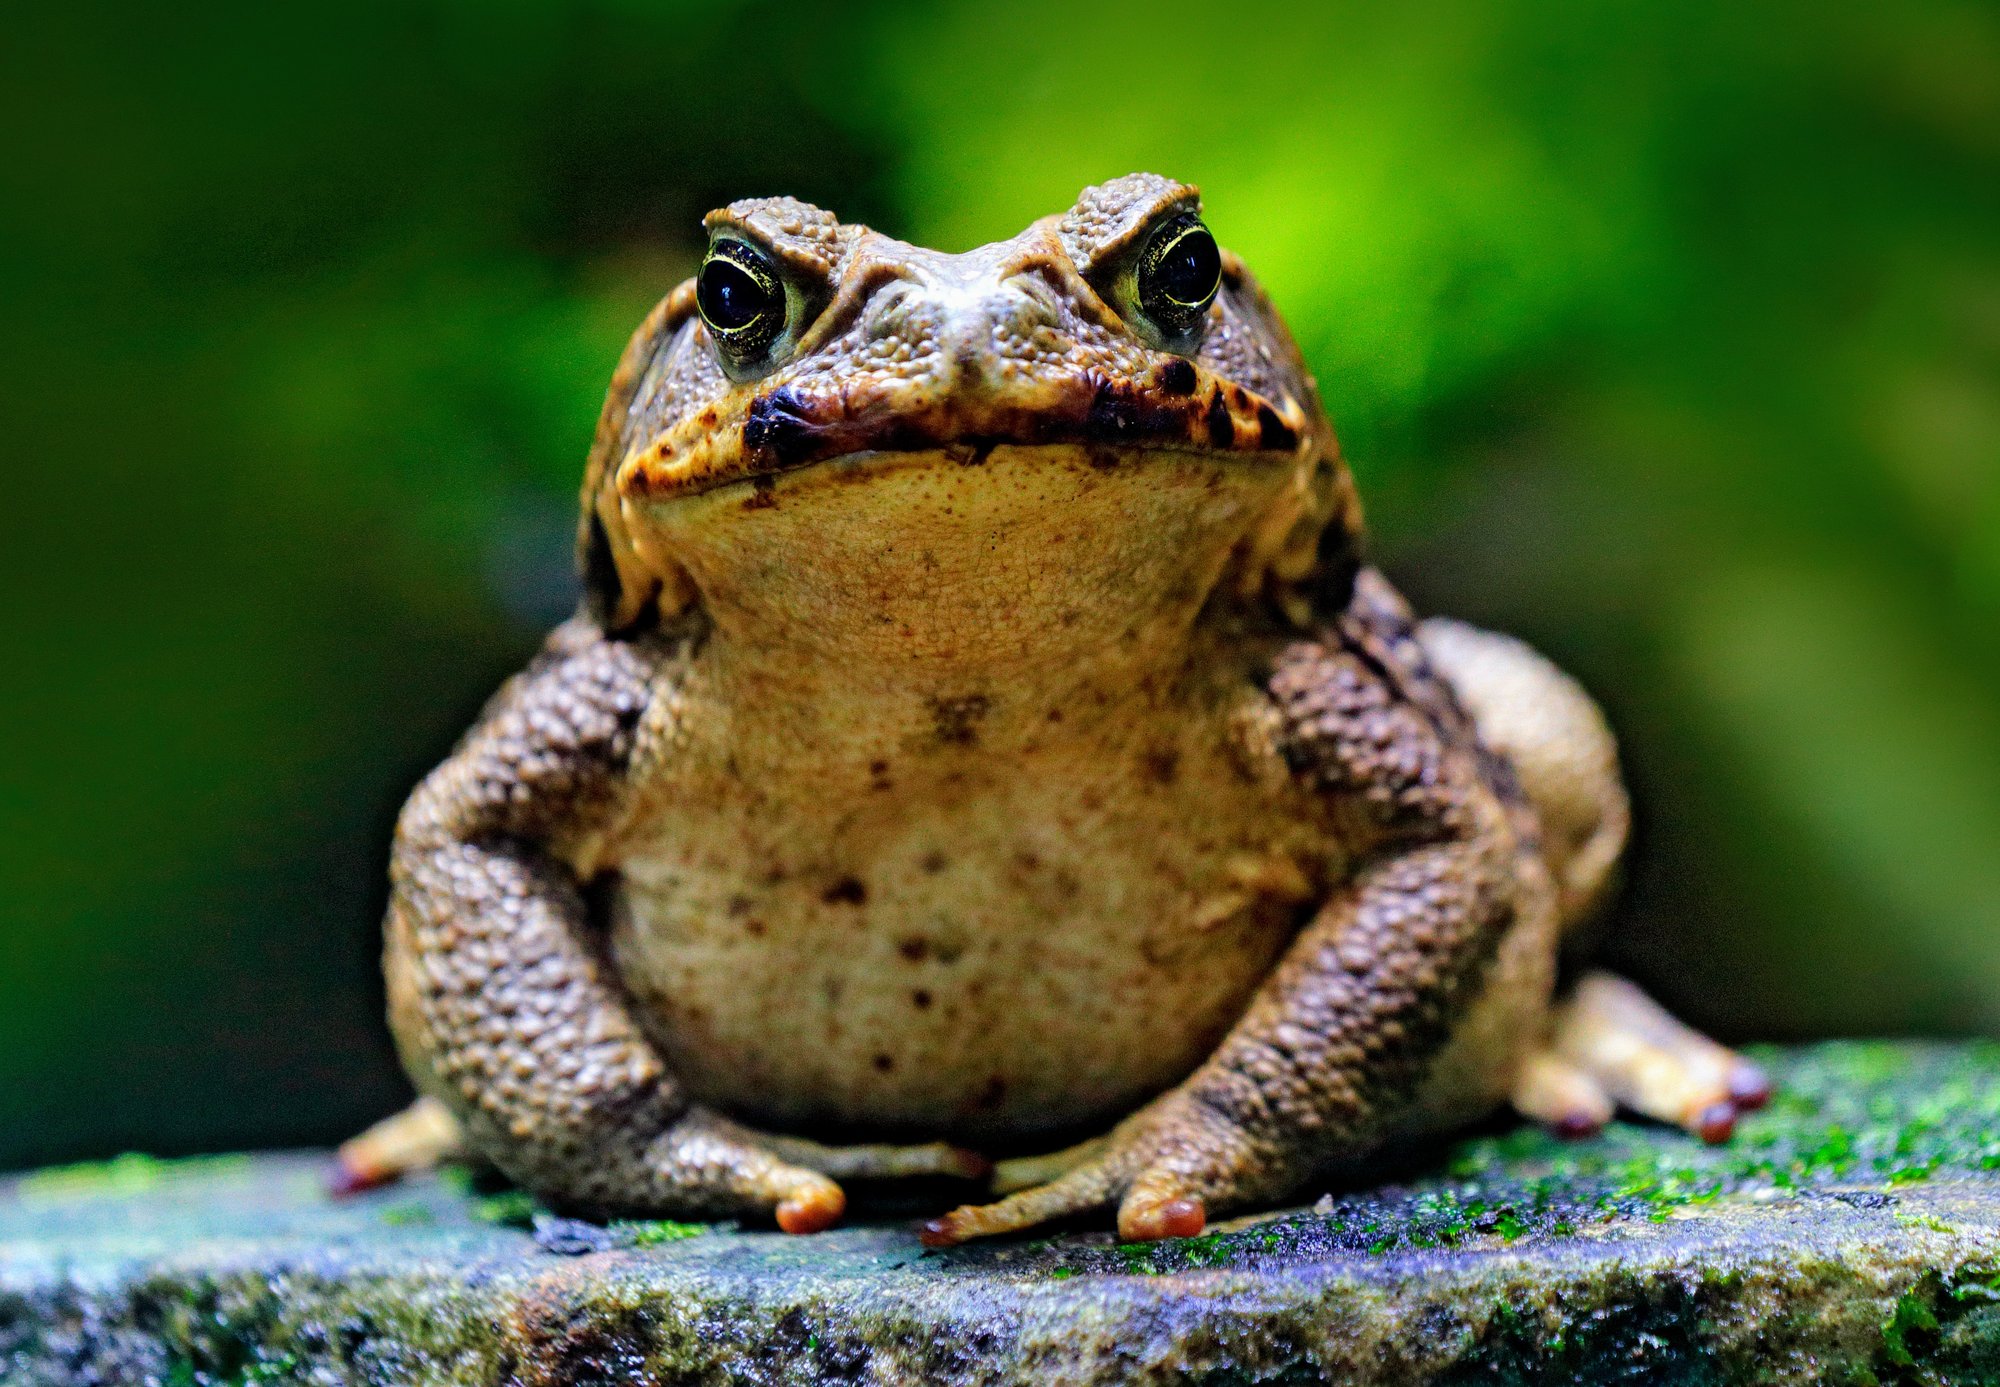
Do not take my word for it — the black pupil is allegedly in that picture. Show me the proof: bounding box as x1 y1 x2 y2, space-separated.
698 253 774 333
1156 226 1220 306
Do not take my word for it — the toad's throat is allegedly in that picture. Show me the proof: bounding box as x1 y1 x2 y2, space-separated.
641 439 1306 689
619 363 1308 501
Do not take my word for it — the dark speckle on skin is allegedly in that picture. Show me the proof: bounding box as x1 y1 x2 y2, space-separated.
1206 391 1235 447
898 937 931 962
742 386 824 469
929 694 992 746
1085 382 1142 439
1155 358 1198 395
1256 404 1298 452
822 877 868 907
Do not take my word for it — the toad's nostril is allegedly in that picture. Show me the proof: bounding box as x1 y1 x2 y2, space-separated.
859 281 949 373
996 274 1062 336
861 280 922 342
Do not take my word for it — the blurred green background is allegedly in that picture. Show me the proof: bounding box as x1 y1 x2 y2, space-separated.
2 0 1996 1170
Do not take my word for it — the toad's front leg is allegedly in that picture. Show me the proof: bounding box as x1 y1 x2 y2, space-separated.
381 620 969 1232
925 605 1538 1245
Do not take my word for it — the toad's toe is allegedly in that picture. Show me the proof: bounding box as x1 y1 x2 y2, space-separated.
774 1181 846 1234
1548 971 1770 1140
1117 1189 1207 1242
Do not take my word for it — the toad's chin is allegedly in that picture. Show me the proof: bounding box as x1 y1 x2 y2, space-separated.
631 442 1299 672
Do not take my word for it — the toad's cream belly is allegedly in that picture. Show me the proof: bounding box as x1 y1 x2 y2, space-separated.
606 705 1338 1144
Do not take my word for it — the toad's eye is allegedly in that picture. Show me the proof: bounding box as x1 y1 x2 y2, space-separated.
696 239 786 367
1134 213 1221 341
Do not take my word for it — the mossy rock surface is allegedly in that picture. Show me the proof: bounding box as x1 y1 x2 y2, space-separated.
6 1042 2000 1385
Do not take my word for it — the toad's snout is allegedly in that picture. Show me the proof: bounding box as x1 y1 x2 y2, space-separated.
859 273 1066 391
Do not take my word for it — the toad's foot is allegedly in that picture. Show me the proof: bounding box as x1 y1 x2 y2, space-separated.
921 1092 1249 1247
1511 970 1770 1143
333 1097 466 1195
334 1099 988 1224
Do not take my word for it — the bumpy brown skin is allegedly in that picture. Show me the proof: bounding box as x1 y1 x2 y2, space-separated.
380 173 1763 1243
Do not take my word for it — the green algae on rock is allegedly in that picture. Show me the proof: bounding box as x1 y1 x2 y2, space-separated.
4 1042 2000 1385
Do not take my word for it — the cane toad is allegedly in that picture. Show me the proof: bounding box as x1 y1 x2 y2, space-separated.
342 174 1767 1244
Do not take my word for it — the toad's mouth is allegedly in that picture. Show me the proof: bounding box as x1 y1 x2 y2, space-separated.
616 360 1312 503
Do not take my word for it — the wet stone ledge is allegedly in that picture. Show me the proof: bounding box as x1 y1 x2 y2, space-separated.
5 1042 2000 1385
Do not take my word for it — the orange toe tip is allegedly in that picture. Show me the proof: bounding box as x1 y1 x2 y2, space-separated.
918 1215 963 1249
1552 1111 1607 1140
1694 1102 1736 1144
1122 1196 1206 1242
1157 1197 1207 1240
776 1188 845 1235
1729 1064 1773 1111
327 1153 387 1198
